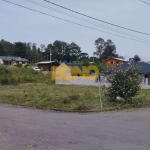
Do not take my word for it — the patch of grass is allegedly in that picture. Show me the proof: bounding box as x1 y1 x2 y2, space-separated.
0 83 150 111
63 94 79 104
74 103 90 111
0 65 54 85
0 65 150 111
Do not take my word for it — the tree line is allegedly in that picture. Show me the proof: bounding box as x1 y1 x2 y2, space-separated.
0 39 89 63
0 38 141 64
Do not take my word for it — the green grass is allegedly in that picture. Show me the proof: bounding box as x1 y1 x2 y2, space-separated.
0 65 54 85
0 83 150 111
1 65 150 112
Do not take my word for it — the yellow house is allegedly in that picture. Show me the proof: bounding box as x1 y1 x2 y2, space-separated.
0 56 28 65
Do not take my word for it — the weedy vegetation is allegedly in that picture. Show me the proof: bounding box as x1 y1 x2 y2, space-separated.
0 65 150 111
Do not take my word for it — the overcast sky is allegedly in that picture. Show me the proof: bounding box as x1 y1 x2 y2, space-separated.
0 0 150 61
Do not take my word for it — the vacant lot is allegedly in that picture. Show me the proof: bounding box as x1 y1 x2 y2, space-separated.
0 83 150 111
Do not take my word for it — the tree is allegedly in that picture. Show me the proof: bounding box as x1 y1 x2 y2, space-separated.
69 42 82 62
81 59 90 67
94 38 119 62
133 54 141 62
40 44 46 52
0 44 4 55
52 40 66 61
89 57 99 63
100 40 118 61
31 43 39 63
79 53 89 61
14 42 27 58
0 39 87 63
0 39 14 56
94 38 105 58
107 63 142 103
26 42 32 63
45 41 83 62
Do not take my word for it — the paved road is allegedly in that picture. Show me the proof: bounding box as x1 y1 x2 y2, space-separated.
0 105 150 150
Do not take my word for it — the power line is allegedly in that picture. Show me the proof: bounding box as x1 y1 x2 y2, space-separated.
24 0 150 43
139 0 150 5
2 0 150 44
43 0 150 35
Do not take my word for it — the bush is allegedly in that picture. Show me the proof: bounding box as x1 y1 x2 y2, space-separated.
0 77 9 85
16 64 22 68
63 95 79 104
0 65 55 85
21 76 35 83
107 63 142 103
0 66 11 85
0 65 10 74
10 76 19 85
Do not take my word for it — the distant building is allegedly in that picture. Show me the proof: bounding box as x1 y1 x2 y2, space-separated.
102 62 150 88
37 61 60 71
105 57 127 67
0 56 28 65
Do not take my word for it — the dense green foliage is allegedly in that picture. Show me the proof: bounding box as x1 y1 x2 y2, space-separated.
107 63 142 103
45 41 89 62
0 39 89 63
0 65 54 85
133 54 141 62
0 40 43 63
94 38 123 62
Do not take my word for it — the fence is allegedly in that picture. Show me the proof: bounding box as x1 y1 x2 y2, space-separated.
55 75 150 89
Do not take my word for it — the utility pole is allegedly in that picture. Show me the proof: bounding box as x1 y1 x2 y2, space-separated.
50 47 52 62
93 52 95 63
98 74 103 111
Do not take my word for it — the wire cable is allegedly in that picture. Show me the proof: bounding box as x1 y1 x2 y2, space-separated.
139 0 150 5
2 0 150 44
25 0 150 42
43 0 150 35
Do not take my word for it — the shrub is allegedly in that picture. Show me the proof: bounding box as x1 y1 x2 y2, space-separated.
0 65 10 74
24 64 29 68
0 65 55 85
22 76 35 83
0 77 9 85
63 94 79 104
10 76 19 85
16 64 22 68
106 63 142 103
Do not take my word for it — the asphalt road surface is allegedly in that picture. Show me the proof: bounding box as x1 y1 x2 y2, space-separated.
0 104 150 150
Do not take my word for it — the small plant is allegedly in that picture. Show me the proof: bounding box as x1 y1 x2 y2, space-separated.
16 64 22 68
63 94 79 104
24 64 29 68
67 95 79 100
107 63 142 103
10 76 18 85
0 65 10 74
0 77 9 85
